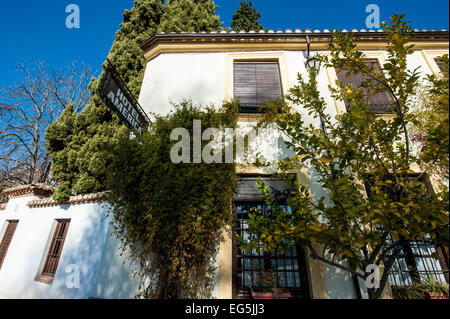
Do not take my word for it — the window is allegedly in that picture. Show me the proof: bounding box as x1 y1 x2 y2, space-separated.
387 235 448 286
0 220 19 270
36 219 70 283
365 175 449 286
336 59 395 114
434 57 445 73
233 176 309 299
234 61 283 113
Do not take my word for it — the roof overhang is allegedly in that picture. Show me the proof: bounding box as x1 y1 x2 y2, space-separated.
140 30 449 62
1 184 54 199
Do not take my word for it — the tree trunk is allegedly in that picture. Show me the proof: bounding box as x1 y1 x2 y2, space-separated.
156 267 181 299
367 287 377 299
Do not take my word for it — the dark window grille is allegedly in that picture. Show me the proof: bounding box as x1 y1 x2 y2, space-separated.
234 61 283 113
42 220 70 277
385 234 448 286
366 175 449 286
336 59 396 114
234 202 307 299
0 220 18 270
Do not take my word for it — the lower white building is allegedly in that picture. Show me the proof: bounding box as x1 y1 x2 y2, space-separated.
0 185 139 299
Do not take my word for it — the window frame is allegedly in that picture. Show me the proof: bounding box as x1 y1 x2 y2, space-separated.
231 176 310 299
364 174 449 286
335 58 396 114
225 52 291 121
0 220 19 270
422 50 449 75
325 51 393 116
233 60 284 113
35 219 71 284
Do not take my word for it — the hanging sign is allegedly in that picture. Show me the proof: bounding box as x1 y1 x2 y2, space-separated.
100 60 149 134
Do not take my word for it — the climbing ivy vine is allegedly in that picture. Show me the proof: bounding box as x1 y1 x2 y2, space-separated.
106 101 239 299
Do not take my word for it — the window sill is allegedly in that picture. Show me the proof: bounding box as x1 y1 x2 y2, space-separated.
35 274 55 285
238 113 265 122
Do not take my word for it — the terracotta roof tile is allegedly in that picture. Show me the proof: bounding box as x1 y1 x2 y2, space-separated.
27 192 109 208
1 184 54 199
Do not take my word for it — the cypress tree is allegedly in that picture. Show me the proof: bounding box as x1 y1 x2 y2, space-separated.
231 1 263 32
46 0 223 201
160 0 222 32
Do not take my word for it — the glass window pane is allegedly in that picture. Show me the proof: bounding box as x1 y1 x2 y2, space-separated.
286 272 295 287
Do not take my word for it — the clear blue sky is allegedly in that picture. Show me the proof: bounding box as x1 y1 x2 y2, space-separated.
0 0 448 86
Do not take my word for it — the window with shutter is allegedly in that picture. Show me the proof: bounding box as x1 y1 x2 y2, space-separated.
0 220 19 270
234 61 283 113
232 176 309 299
36 219 70 283
434 57 445 73
336 59 395 114
365 175 449 286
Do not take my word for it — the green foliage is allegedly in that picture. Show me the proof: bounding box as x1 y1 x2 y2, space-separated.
106 101 239 299
160 0 222 32
0 186 5 203
47 0 223 201
241 15 449 299
392 285 424 299
231 1 263 32
416 276 449 295
393 276 449 299
411 55 449 185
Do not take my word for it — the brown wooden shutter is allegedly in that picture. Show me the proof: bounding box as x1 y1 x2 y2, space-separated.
336 59 394 113
235 176 291 201
438 246 449 283
234 61 283 112
42 220 70 277
0 220 19 269
234 62 258 106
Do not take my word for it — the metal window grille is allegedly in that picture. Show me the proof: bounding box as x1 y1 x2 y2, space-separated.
367 175 449 286
385 234 448 286
42 220 70 277
0 220 19 269
234 202 307 299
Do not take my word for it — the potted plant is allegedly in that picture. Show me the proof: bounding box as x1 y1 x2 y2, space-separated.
391 285 424 299
250 269 291 299
416 276 449 300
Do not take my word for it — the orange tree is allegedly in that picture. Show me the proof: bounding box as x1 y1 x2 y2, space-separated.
240 15 449 299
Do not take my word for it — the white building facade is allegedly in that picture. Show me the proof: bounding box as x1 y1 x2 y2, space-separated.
0 29 448 299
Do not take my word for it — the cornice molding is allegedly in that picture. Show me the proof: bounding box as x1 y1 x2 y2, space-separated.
140 30 449 52
140 31 449 62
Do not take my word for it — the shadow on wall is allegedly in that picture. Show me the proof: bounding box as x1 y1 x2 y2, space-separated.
323 259 360 299
93 222 141 299
0 203 111 299
166 80 224 114
58 203 111 299
307 167 362 299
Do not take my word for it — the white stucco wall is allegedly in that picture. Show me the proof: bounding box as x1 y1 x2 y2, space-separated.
139 52 228 117
0 196 110 299
139 50 446 299
1 46 443 300
92 226 141 299
137 47 445 299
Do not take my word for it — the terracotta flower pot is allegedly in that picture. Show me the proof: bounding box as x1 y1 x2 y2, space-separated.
251 288 291 299
426 292 448 300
